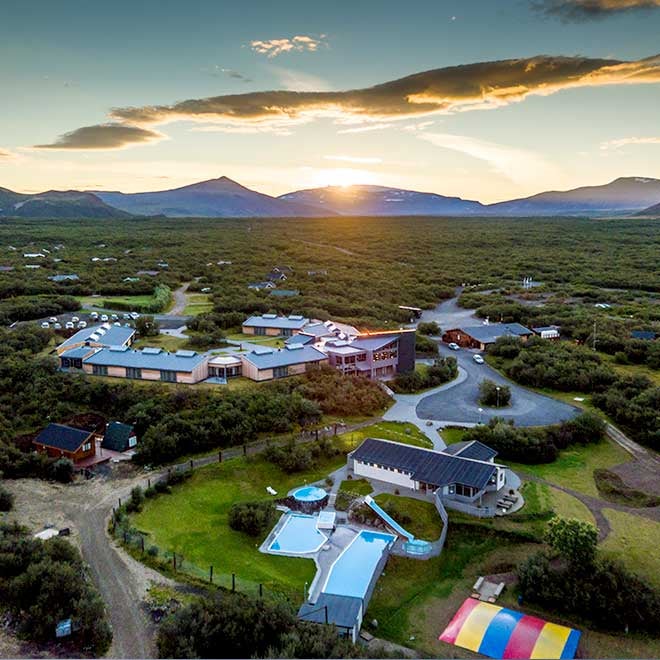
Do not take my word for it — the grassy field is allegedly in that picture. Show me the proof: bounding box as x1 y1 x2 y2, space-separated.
225 332 285 348
374 494 444 541
76 293 164 312
339 478 373 496
183 293 213 316
132 333 189 352
600 509 660 589
339 421 433 449
506 439 631 498
440 427 467 445
131 435 362 598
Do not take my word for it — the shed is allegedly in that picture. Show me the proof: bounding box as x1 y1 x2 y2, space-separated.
33 423 96 464
102 421 137 452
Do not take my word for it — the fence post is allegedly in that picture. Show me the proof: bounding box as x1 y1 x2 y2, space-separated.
218 451 222 463
232 573 236 592
209 565 213 583
315 429 319 441
173 554 177 571
147 478 151 488
259 583 263 599
118 497 121 507
190 459 193 470
243 444 247 456
141 536 145 554
123 530 127 543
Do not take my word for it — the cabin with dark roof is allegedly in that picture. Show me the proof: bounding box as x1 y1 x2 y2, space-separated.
102 422 137 452
32 423 96 464
298 594 363 643
443 323 533 350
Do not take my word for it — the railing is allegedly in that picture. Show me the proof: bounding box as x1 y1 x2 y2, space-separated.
433 491 449 554
441 497 496 518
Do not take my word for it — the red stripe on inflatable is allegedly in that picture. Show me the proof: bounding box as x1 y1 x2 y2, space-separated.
439 598 481 645
503 614 546 659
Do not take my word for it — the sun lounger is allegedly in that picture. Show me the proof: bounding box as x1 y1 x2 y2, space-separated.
504 494 518 504
266 486 277 495
497 499 513 509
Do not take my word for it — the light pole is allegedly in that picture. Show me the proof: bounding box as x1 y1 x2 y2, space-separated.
478 407 483 424
496 386 501 408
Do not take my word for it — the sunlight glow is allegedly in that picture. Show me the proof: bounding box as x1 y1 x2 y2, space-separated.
308 167 378 188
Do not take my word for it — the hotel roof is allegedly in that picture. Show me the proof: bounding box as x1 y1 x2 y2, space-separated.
441 440 498 462
58 323 135 350
242 344 327 370
242 314 309 330
351 437 499 490
83 347 207 372
454 323 532 344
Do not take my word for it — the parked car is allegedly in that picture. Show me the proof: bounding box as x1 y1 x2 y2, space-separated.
53 323 62 330
111 314 119 321
49 316 58 323
448 342 460 351
71 316 79 323
100 314 109 322
114 321 122 326
77 321 87 329
473 354 485 364
90 311 99 319
65 321 74 329
122 313 131 320
40 321 50 329
124 323 132 328
130 312 140 319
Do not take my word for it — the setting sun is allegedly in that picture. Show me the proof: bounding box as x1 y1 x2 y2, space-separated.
308 167 378 188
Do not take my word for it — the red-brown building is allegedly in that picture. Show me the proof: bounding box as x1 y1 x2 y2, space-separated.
442 323 533 351
32 423 96 464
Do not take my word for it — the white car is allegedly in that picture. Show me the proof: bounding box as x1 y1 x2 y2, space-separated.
40 321 50 329
130 312 140 320
90 311 99 319
448 342 460 351
100 314 109 322
111 314 119 321
53 323 62 330
77 321 87 329
71 316 79 323
122 313 131 320
114 321 122 326
65 321 74 329
473 354 485 364
49 316 58 323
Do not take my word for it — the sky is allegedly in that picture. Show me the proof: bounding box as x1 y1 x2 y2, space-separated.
1 0 660 203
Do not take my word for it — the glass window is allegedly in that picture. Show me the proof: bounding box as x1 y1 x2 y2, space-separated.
160 370 177 382
92 364 108 376
273 366 288 378
126 367 142 379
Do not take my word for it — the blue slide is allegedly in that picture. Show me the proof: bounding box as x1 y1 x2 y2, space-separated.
365 495 415 541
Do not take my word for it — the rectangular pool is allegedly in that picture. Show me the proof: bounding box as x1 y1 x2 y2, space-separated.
322 530 395 600
268 513 328 555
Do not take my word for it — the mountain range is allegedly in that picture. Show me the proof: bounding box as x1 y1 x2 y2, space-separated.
1 176 660 220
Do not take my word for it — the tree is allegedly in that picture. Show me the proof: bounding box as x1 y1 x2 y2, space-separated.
544 516 598 568
0 484 14 511
479 380 511 407
49 457 73 483
417 321 440 336
135 315 160 337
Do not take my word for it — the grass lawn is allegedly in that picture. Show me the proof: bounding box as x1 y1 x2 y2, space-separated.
131 435 362 598
505 439 631 498
76 293 165 312
374 494 444 541
339 478 373 496
600 509 660 589
184 293 213 316
133 333 189 352
440 427 467 445
339 421 433 449
548 487 595 525
226 332 285 348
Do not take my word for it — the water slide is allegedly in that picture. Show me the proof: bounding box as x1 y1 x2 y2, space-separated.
364 495 415 542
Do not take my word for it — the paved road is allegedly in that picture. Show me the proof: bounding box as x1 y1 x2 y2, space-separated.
416 344 581 427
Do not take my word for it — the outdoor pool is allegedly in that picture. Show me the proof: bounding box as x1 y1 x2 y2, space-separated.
292 486 327 502
322 530 395 600
268 513 328 554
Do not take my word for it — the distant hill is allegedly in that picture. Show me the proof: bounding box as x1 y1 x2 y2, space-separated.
484 177 660 216
635 201 660 217
279 184 485 216
95 176 333 218
0 189 131 219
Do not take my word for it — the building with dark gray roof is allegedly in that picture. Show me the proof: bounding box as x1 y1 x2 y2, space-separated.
349 437 507 507
443 323 533 350
441 440 498 462
298 594 363 643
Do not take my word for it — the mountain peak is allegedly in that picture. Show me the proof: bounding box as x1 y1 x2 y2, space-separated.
177 176 249 193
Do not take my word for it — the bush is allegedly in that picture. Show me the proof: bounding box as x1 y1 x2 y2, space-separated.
0 484 14 511
228 501 277 537
49 457 74 483
417 321 440 336
479 380 511 407
544 517 598 567
147 545 159 557
415 334 438 355
391 356 457 393
125 486 145 513
489 336 523 360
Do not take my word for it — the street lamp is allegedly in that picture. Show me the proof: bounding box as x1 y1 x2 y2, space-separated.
478 407 483 424
496 386 501 408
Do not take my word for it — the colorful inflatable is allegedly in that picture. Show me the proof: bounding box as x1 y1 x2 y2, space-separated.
439 598 581 659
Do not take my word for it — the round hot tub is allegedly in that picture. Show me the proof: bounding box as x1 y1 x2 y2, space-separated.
292 486 327 502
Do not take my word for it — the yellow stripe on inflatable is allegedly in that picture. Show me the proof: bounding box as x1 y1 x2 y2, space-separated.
531 622 572 659
455 602 501 652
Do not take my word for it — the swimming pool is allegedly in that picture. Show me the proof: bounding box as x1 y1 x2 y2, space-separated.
292 486 327 502
268 513 328 554
322 530 395 600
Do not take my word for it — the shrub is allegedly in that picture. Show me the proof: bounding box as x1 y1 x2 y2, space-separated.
0 484 14 512
125 486 145 513
391 356 457 393
479 380 511 407
544 517 598 567
49 457 73 483
228 501 276 537
147 545 159 557
417 321 440 336
415 334 438 355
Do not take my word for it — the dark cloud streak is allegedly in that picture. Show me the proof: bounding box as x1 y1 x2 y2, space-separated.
532 0 660 21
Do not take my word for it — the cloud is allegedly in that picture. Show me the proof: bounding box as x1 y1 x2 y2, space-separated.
0 149 14 159
249 35 327 58
533 0 660 20
601 136 660 148
204 66 252 83
108 54 660 128
419 132 559 185
270 66 333 92
324 155 383 164
34 123 166 150
38 53 660 149
336 123 395 134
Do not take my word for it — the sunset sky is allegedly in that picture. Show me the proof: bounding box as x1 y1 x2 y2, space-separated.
2 0 660 202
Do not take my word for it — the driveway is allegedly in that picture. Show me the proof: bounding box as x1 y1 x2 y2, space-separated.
416 344 581 427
